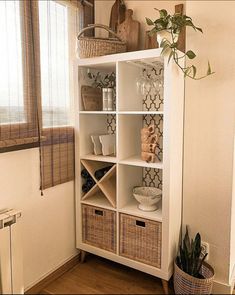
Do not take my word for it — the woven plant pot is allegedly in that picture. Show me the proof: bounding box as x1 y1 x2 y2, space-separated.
174 261 215 294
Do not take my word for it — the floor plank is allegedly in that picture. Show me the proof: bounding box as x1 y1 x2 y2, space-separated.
41 254 171 294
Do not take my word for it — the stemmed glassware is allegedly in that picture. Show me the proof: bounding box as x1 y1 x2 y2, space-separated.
136 69 163 97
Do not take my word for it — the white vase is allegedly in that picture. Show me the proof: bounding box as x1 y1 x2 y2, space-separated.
157 31 179 47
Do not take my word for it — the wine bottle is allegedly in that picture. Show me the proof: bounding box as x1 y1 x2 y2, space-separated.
82 177 95 193
82 183 90 193
87 177 95 187
81 169 90 179
94 166 112 180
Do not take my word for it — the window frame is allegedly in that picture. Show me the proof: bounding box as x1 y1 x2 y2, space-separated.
0 0 42 152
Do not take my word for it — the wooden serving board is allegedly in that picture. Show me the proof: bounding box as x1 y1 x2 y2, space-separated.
109 0 126 34
117 9 140 52
81 85 102 111
175 4 185 53
145 31 158 50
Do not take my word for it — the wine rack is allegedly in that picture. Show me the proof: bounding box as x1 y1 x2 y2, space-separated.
81 159 116 208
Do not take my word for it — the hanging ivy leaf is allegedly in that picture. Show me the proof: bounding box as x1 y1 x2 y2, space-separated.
207 62 212 75
146 17 154 26
168 50 174 64
196 27 203 33
192 65 197 78
186 50 196 59
159 9 168 18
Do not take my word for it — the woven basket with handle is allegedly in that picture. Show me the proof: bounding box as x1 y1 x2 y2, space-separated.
77 24 126 58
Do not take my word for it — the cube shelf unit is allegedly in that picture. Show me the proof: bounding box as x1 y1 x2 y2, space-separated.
75 48 184 285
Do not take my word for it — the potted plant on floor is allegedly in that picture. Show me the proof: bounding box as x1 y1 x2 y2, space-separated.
146 9 214 80
174 226 215 294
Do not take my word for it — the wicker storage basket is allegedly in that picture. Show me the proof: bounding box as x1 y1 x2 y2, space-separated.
82 205 116 253
119 214 162 268
174 261 215 294
77 24 126 58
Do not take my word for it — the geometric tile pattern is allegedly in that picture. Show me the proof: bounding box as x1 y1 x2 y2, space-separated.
107 114 116 134
143 168 162 189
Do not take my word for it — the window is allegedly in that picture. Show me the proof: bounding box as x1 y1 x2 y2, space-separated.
0 1 24 124
39 0 71 128
0 0 86 190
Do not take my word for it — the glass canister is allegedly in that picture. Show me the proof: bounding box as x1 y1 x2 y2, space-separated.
102 88 114 111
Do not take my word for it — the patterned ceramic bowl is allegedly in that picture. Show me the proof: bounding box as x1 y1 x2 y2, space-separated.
133 186 162 212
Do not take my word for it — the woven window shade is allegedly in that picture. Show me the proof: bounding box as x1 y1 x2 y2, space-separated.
0 0 41 151
0 0 81 191
41 127 74 189
38 0 80 190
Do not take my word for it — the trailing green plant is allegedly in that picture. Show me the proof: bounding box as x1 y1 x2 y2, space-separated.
87 71 116 89
146 9 214 80
176 226 208 278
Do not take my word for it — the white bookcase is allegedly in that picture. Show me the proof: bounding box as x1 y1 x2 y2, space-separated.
74 48 184 287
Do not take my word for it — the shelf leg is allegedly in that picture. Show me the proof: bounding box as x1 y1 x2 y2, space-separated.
80 250 87 263
161 279 169 294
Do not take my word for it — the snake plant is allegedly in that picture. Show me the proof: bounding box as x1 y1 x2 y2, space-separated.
176 226 208 278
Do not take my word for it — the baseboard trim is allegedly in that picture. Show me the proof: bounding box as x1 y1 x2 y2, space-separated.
25 253 80 294
212 280 233 294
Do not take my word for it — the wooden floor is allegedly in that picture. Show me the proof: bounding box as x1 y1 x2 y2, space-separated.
41 254 171 294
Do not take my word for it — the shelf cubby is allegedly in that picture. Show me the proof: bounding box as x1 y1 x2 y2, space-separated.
118 114 163 164
79 65 116 112
79 113 116 160
118 164 162 222
81 159 117 208
118 59 164 112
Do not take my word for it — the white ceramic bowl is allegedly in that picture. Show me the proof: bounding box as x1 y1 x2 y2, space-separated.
133 187 162 212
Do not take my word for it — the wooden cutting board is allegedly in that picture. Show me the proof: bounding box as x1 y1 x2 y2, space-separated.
145 31 158 50
175 4 185 52
81 85 102 111
109 0 126 34
117 9 140 52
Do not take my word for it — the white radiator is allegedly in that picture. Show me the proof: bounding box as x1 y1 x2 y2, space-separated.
0 210 23 294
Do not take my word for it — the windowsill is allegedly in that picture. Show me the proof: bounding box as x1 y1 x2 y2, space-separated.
0 142 40 154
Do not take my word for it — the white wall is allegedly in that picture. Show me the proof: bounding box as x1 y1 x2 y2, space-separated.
184 0 235 288
96 0 235 291
0 148 77 289
230 135 235 285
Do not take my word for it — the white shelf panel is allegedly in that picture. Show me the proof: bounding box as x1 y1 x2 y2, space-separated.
76 48 163 67
81 194 116 211
120 156 163 169
119 199 162 222
81 154 117 163
118 111 164 115
80 111 116 115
